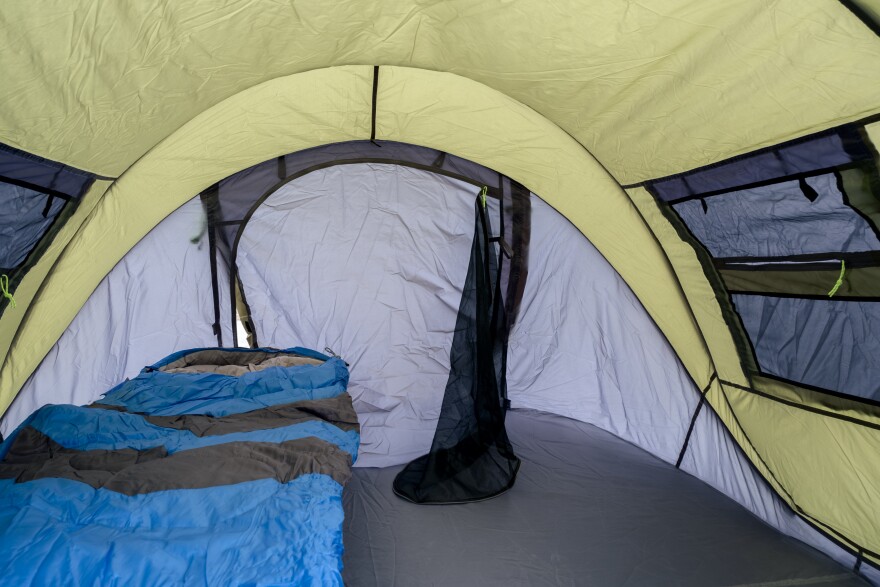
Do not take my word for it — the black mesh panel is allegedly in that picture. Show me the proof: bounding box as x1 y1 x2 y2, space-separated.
392 196 520 504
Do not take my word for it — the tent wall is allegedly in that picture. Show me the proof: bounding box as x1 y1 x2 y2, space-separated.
235 163 481 466
1 1 877 185
231 161 699 467
0 197 232 437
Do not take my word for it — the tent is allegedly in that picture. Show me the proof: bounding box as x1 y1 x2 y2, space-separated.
0 1 879 584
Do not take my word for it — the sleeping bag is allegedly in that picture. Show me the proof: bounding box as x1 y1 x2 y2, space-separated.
0 347 359 586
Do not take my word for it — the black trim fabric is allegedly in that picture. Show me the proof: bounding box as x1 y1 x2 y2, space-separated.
727 289 880 302
753 371 880 412
0 174 76 201
721 378 880 432
718 265 880 300
840 0 880 36
503 180 531 326
276 155 286 180
665 163 866 206
370 66 379 145
200 185 223 346
0 142 96 199
713 251 880 271
646 187 760 375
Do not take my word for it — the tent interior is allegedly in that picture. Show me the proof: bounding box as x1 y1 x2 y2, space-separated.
0 2 879 585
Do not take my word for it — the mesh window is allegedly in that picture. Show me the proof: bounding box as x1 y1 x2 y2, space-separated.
0 142 96 315
0 183 65 270
673 173 880 259
733 294 880 400
648 124 880 402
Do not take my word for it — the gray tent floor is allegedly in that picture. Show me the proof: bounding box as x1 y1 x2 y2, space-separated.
343 409 865 587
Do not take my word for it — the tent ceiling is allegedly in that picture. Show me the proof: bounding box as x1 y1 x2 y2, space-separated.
0 1 877 184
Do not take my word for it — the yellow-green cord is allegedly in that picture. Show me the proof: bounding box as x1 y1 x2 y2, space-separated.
1 274 16 309
827 260 845 298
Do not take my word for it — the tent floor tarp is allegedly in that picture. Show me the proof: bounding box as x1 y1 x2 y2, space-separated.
343 409 866 586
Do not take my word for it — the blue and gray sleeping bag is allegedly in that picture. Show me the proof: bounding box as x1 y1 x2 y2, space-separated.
0 347 359 586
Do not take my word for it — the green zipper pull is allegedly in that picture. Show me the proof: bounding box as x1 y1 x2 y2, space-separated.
479 186 487 209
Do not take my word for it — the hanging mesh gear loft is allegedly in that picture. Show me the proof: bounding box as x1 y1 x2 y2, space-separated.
393 193 520 504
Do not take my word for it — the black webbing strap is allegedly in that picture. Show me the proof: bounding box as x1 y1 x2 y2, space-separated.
675 372 718 468
503 180 531 327
200 184 223 346
370 66 381 147
277 155 287 180
41 194 55 218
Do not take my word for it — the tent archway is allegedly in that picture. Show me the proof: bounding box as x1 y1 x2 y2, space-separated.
1 65 725 415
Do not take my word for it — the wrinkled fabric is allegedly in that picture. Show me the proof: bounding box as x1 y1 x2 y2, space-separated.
674 173 880 259
0 348 359 586
237 164 698 468
97 355 349 417
236 164 483 467
0 475 346 587
733 295 880 398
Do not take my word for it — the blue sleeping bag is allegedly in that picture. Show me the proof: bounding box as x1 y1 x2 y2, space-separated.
0 347 359 586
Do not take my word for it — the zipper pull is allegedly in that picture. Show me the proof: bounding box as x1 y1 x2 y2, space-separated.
324 347 350 366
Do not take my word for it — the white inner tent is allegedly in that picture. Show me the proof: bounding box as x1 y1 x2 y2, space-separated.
5 158 697 466
1 147 861 584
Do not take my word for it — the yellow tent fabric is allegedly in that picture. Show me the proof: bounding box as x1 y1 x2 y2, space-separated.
0 0 877 183
1 0 879 572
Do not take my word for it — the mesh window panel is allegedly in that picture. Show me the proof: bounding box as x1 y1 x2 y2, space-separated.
672 173 880 259
0 183 65 270
0 142 96 315
393 197 520 504
650 128 871 202
732 294 880 400
649 125 880 402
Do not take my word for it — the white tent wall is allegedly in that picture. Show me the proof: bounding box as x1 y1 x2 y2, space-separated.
235 164 483 466
234 161 699 467
508 194 698 464
0 198 234 437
